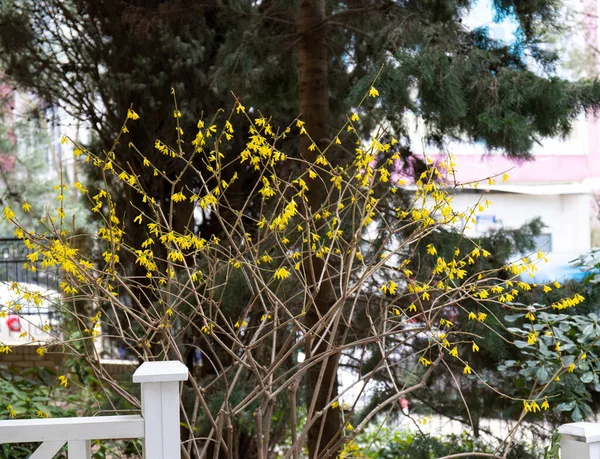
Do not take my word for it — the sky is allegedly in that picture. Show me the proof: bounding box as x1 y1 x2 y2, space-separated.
463 0 518 42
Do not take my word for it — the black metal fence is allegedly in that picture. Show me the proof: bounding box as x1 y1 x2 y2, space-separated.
0 238 60 289
0 238 139 361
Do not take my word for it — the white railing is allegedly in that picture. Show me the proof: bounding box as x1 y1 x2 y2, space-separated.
0 360 188 458
559 422 600 459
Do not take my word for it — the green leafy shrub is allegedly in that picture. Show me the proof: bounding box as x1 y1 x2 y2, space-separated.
363 430 540 459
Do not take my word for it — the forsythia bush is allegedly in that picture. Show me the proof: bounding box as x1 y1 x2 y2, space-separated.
0 88 587 458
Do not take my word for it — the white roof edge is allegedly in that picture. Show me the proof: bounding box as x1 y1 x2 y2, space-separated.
454 183 592 195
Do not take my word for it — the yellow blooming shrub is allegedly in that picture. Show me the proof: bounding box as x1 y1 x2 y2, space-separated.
0 90 586 456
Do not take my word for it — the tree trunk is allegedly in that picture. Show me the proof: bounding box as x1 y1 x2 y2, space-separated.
297 1 341 458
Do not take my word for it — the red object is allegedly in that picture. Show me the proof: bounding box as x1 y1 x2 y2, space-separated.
6 315 21 332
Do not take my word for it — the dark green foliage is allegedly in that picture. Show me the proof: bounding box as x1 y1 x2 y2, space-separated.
0 364 141 458
370 431 539 459
1 0 599 183
353 218 551 433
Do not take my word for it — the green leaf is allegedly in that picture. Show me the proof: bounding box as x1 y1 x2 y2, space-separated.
582 324 594 338
514 340 530 349
572 405 583 422
581 372 595 384
556 401 576 412
537 366 549 383
505 314 525 323
560 321 571 332
539 340 551 357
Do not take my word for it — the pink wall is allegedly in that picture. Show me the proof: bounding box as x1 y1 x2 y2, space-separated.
425 137 600 184
407 0 600 186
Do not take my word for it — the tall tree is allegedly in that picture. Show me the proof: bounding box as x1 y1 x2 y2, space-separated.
296 1 343 456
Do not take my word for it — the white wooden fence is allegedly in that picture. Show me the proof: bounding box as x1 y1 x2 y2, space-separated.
559 422 600 459
0 360 188 458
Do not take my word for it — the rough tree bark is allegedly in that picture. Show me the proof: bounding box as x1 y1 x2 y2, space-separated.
297 1 341 457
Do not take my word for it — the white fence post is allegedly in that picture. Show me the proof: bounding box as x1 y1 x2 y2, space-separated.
68 440 91 458
133 361 189 459
559 422 600 459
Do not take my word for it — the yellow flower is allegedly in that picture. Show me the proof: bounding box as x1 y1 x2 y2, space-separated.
236 103 246 114
127 109 140 120
449 347 458 357
525 312 535 321
541 398 550 411
463 363 472 375
468 312 477 320
274 267 290 280
472 342 479 352
350 113 359 122
58 375 68 388
261 253 273 263
171 191 187 202
21 202 32 212
426 243 437 256
409 303 417 312
380 281 398 295
201 324 215 334
60 135 68 145
369 86 379 97
3 206 15 220
477 312 487 322
419 357 432 366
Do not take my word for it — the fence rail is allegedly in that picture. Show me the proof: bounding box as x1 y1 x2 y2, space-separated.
0 360 188 459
